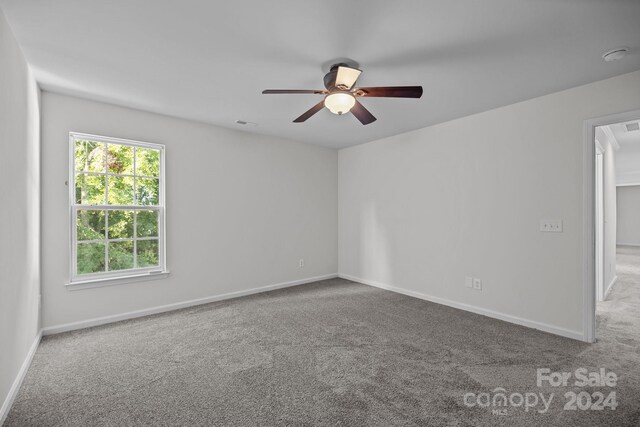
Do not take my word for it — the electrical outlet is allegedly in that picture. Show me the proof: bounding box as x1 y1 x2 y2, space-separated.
465 276 473 288
299 258 304 268
539 219 563 233
473 278 482 290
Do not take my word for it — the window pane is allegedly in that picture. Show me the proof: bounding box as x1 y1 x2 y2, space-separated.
77 209 105 241
72 137 163 280
77 242 106 275
108 175 134 205
135 147 160 177
108 210 134 239
136 178 159 205
137 239 159 268
75 173 106 205
107 143 134 175
75 140 106 173
108 240 134 271
136 210 158 237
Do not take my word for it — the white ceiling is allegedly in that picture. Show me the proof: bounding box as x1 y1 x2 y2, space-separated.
2 0 640 149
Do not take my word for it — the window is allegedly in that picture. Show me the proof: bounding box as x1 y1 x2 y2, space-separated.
70 132 166 284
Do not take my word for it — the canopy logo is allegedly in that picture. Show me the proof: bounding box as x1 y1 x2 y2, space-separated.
463 388 553 415
462 367 618 415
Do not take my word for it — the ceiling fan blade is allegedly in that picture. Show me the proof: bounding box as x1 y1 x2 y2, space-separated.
355 86 423 98
293 101 326 123
262 89 327 95
350 100 377 125
335 66 362 90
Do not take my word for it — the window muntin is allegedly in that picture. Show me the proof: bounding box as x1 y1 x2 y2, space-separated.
70 133 165 282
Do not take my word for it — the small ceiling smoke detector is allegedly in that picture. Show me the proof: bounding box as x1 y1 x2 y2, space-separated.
602 47 629 62
235 120 257 126
626 122 640 132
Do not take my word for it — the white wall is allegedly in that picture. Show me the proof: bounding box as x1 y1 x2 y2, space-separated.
339 70 640 338
617 185 640 246
41 92 337 329
0 8 41 421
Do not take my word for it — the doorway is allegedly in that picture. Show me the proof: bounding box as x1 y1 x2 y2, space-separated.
585 109 640 343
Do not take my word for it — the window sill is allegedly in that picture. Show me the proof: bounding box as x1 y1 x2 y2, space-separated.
66 271 170 291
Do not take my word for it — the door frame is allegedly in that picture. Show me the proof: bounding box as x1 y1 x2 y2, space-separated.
594 143 604 303
583 108 640 343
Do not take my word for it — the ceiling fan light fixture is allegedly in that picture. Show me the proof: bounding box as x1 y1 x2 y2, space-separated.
261 63 422 124
324 92 356 115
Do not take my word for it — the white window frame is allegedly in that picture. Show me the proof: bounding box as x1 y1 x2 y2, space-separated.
68 132 167 287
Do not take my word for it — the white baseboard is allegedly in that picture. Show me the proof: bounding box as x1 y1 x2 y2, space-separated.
616 242 640 247
43 273 338 336
0 330 42 425
604 275 618 300
339 274 585 342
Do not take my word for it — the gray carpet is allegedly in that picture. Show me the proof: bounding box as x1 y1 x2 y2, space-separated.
5 256 640 426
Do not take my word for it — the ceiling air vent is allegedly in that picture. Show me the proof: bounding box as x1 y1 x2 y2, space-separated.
625 122 640 132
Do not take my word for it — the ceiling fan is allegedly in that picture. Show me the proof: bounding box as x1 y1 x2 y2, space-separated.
262 63 423 125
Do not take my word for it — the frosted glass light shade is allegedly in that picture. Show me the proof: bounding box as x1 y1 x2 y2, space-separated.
324 93 356 115
335 66 362 89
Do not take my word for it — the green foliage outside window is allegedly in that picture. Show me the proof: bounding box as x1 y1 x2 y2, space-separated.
74 139 161 275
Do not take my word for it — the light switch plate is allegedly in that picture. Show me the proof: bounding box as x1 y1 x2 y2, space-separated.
465 276 473 288
540 219 563 233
